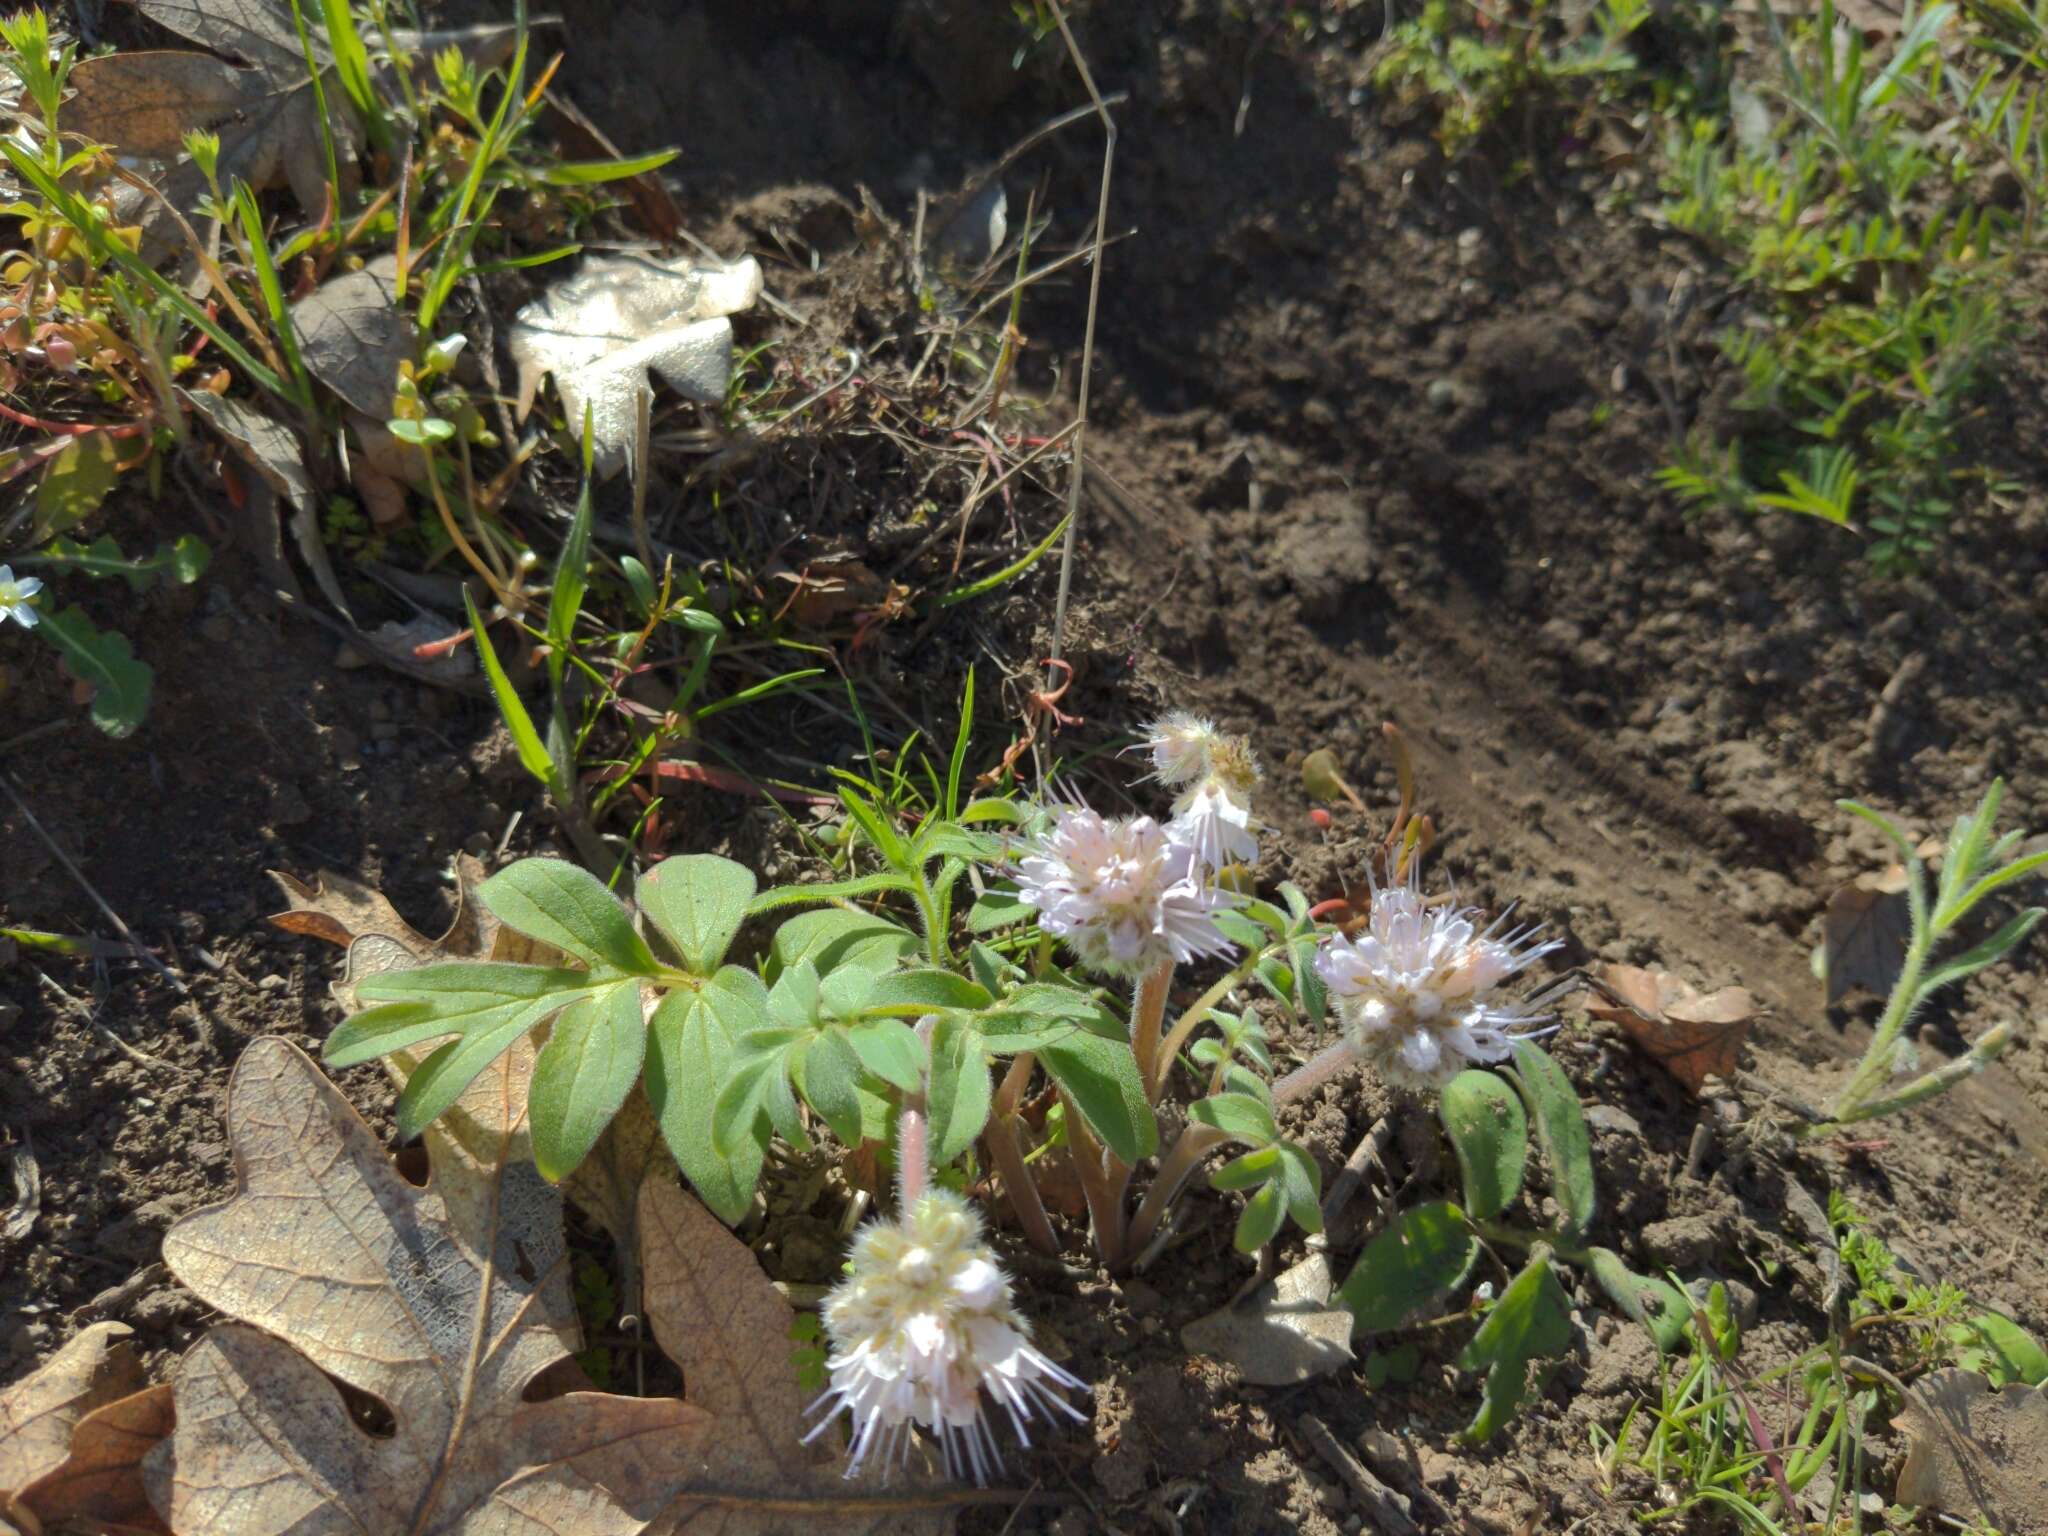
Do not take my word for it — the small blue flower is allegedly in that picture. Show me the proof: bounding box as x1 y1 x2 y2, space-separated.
0 565 44 629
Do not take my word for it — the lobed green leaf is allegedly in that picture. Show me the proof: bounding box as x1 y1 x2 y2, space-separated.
529 980 647 1182
639 854 756 974
480 859 656 974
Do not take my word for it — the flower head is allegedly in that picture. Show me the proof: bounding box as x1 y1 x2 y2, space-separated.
1015 806 1234 977
0 566 44 629
807 1190 1085 1484
1136 711 1221 788
1313 876 1559 1092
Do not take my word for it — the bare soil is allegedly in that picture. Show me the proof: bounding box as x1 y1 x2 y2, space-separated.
6 3 2048 1533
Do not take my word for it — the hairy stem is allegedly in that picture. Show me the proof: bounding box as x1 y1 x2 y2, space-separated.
1129 957 1174 1103
1122 1122 1228 1266
896 1016 939 1209
1061 1095 1130 1264
1823 924 1933 1127
1271 1039 1359 1108
985 1050 1060 1253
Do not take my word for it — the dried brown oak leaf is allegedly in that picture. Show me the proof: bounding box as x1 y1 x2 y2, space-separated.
1893 1369 2048 1534
66 0 363 249
12 1383 175 1536
1583 963 1759 1095
0 1322 149 1530
1821 863 1913 1006
637 1177 955 1535
147 1037 705 1534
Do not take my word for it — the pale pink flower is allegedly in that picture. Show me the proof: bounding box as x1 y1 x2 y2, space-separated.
1313 877 1559 1092
807 1191 1085 1484
1015 806 1234 977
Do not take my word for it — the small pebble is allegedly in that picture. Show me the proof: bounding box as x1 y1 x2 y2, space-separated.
257 974 286 991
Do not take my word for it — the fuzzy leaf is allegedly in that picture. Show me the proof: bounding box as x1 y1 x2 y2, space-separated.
1040 1028 1157 1164
1187 1092 1279 1148
1457 1250 1573 1443
480 859 657 974
1508 1041 1596 1242
925 1017 992 1164
646 971 769 1223
770 908 917 976
1585 1246 1690 1352
1440 1070 1528 1221
1339 1200 1478 1334
639 855 755 975
34 606 153 737
529 980 647 1182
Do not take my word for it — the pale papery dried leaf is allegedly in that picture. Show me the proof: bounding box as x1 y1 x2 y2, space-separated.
1893 1369 2048 1535
1582 963 1759 1095
0 1322 148 1521
509 254 763 476
148 1037 707 1535
1180 1251 1354 1386
15 1383 174 1536
637 1179 955 1535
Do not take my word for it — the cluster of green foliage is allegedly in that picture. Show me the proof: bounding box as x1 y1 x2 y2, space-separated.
1655 1 2048 571
1340 1041 1692 1442
1370 0 1666 157
0 0 669 732
1593 1196 2048 1531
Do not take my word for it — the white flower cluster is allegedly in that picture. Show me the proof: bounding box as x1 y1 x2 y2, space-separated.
0 565 44 629
1138 712 1261 872
1014 806 1233 978
1313 877 1559 1091
807 1190 1084 1484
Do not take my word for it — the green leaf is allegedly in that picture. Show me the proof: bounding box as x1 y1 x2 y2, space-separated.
480 859 657 974
1211 1145 1280 1192
1585 1247 1690 1353
945 667 975 820
1918 909 2045 999
1213 910 1268 951
797 1028 866 1145
1457 1250 1573 1443
847 1018 925 1091
838 788 910 870
387 416 457 445
1950 1310 2048 1387
1040 1029 1157 1163
1508 1041 1596 1243
321 1002 441 1065
1441 1070 1528 1221
747 871 919 914
1340 1201 1479 1333
1187 1092 1279 1147
542 148 681 184
866 969 993 1014
966 885 1038 933
639 854 756 974
24 533 210 591
978 983 1126 1052
819 965 884 1021
545 475 595 687
770 908 918 976
1276 1142 1323 1234
341 963 594 1067
465 589 555 789
33 431 120 540
647 970 769 1222
769 958 824 1032
396 1005 555 1141
927 1016 992 1163
34 606 152 737
529 980 647 1181
713 1046 801 1156
1235 1180 1287 1251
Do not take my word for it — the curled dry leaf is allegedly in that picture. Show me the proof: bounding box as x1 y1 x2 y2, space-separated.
12 1384 174 1536
1582 963 1759 1095
294 255 413 420
1820 861 1913 1006
1893 1369 2048 1535
148 1037 705 1535
68 0 364 250
1180 1250 1356 1387
0 1321 149 1527
510 253 763 475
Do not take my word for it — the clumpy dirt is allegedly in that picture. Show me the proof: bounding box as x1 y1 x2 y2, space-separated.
7 2 2048 1533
